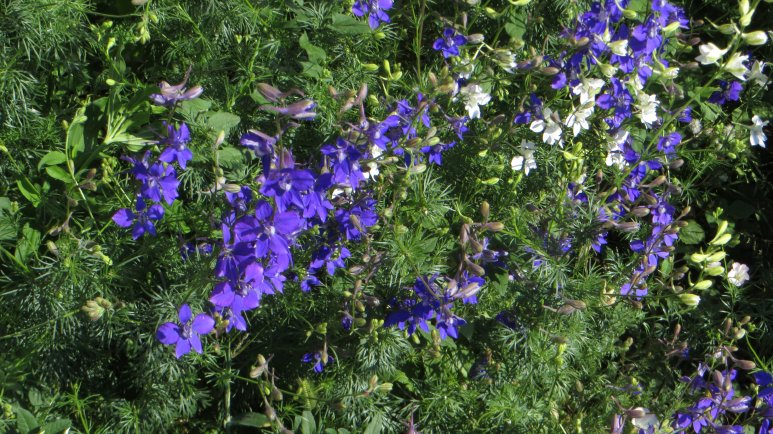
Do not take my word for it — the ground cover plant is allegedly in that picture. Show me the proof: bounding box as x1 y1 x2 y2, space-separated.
1 0 772 432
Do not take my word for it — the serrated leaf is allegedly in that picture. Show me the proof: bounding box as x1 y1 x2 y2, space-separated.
329 13 370 34
206 112 241 135
38 151 67 170
178 98 213 122
15 406 39 434
217 146 245 170
680 220 705 245
41 418 71 433
228 412 270 428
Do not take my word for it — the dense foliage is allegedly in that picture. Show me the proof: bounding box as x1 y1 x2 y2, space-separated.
1 0 772 433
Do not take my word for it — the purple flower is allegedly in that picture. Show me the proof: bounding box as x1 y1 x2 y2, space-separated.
112 197 165 240
156 304 215 358
596 78 633 128
149 72 203 107
302 350 334 373
260 99 317 120
352 0 393 29
433 28 467 59
140 162 180 205
657 132 682 157
321 138 365 189
335 198 378 240
709 80 743 105
159 122 194 169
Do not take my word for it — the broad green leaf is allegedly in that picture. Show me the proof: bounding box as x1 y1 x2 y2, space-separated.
504 11 527 40
178 98 213 122
45 166 72 183
16 179 41 207
680 220 705 245
363 413 383 434
217 146 245 169
15 406 39 434
300 32 327 64
37 151 67 169
206 112 241 135
228 412 270 428
66 114 87 159
41 418 71 434
329 13 370 34
300 410 317 434
16 223 41 264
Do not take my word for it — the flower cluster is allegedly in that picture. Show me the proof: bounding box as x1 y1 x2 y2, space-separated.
352 0 394 30
113 80 196 240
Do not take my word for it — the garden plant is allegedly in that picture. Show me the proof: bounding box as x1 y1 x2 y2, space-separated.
1 0 772 432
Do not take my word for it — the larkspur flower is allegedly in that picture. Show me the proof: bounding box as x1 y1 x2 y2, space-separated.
531 107 564 146
708 80 743 105
159 122 193 169
302 349 334 373
565 106 593 137
352 0 393 30
636 92 660 127
149 71 203 107
433 28 467 58
723 52 749 81
112 197 165 240
749 115 769 148
747 60 768 88
156 304 215 358
696 43 728 65
510 139 537 175
459 83 491 119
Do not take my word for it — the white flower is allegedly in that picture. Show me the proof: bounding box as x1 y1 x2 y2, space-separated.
696 43 728 65
750 115 769 148
636 92 660 128
727 262 750 286
363 145 383 181
605 129 629 169
748 60 769 88
565 106 592 137
459 84 491 119
530 108 563 147
572 78 605 105
510 139 537 175
607 39 629 56
723 52 749 80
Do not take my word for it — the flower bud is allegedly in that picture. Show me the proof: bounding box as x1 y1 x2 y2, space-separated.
709 233 732 246
679 293 701 307
716 23 739 35
480 201 490 220
374 31 386 40
741 31 768 45
707 251 727 262
740 12 753 27
734 359 756 370
622 9 638 19
692 280 713 290
706 265 725 276
361 63 379 72
467 33 485 44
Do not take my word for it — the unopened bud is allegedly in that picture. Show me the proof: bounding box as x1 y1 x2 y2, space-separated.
467 33 485 44
742 31 768 45
709 233 732 246
692 280 713 291
361 63 379 72
734 359 756 370
480 201 490 220
622 9 638 19
707 251 727 262
679 293 701 307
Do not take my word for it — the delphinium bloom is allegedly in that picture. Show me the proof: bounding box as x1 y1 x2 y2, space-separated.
530 107 564 146
352 0 393 29
149 72 203 107
302 348 334 373
459 83 491 119
156 304 215 358
433 28 467 58
112 197 165 240
159 122 194 169
749 115 769 147
510 139 537 175
260 99 317 120
708 80 743 105
335 198 378 240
